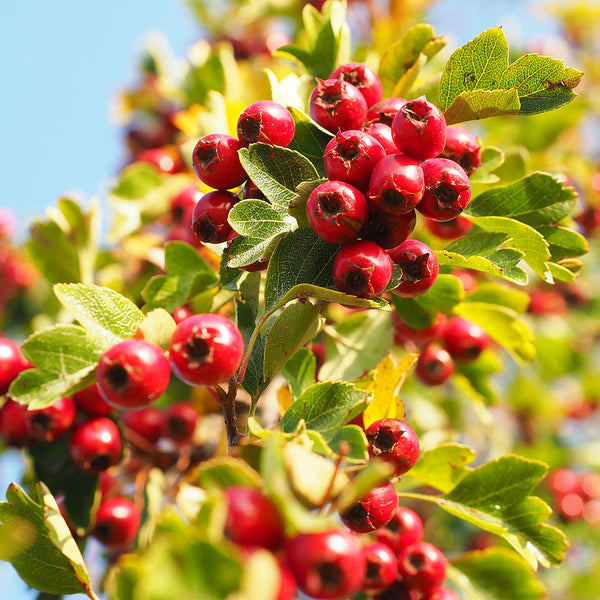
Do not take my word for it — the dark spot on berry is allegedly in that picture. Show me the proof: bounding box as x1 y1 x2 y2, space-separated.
407 550 426 571
425 358 445 377
370 427 398 452
403 101 429 124
321 86 342 107
341 502 370 528
381 188 408 212
317 192 343 217
341 69 361 87
400 253 431 283
105 363 130 394
385 517 401 532
463 345 482 360
30 413 51 434
433 182 460 208
167 417 188 437
193 218 219 243
95 522 114 544
238 114 262 143
186 337 211 365
366 559 380 580
343 268 370 295
90 454 113 472
316 561 344 591
171 205 185 223
195 144 218 168
337 140 361 161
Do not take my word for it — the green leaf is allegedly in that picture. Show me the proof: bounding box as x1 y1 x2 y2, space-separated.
142 241 219 312
289 178 328 228
466 172 578 226
280 381 369 443
438 27 582 123
538 225 588 260
395 274 464 320
287 108 332 177
0 483 95 597
453 349 503 405
236 298 267 397
263 301 323 380
226 231 285 270
195 456 262 490
282 348 317 399
110 162 164 199
54 283 145 347
466 282 531 314
308 424 369 463
137 308 177 351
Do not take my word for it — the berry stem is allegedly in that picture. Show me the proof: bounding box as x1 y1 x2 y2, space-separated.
222 377 241 451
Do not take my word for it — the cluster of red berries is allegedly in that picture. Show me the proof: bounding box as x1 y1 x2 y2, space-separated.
547 467 600 525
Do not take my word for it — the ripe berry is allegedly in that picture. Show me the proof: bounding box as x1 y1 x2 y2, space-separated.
418 158 472 222
440 126 482 175
93 496 141 550
285 530 366 600
192 133 247 190
375 505 424 554
169 185 201 225
372 580 418 600
0 398 33 447
422 588 461 600
392 312 447 346
72 383 113 416
237 100 296 147
161 402 199 441
123 407 164 444
333 240 393 299
361 209 416 250
223 486 285 551
0 338 30 395
329 62 383 108
136 147 183 174
391 96 447 161
547 467 580 496
388 239 439 298
309 78 368 133
361 542 398 594
324 130 385 191
415 345 455 386
339 481 399 533
306 180 369 244
442 316 489 362
191 190 240 244
366 97 407 126
26 396 77 443
69 417 123 474
362 122 398 154
96 339 171 409
365 418 420 476
171 305 192 324
169 313 245 386
397 541 447 594
425 215 474 240
368 154 424 215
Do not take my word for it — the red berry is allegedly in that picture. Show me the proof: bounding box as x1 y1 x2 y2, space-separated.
96 339 171 409
223 486 285 551
0 398 33 447
191 190 240 244
237 100 296 147
365 418 420 476
362 542 398 594
306 180 369 244
285 530 366 599
361 209 416 250
136 147 182 174
0 338 30 395
362 122 398 154
69 417 123 474
366 97 407 127
415 345 455 386
375 505 424 554
93 496 141 550
324 130 385 191
392 312 447 346
123 406 164 444
169 314 245 386
397 541 447 594
26 396 77 442
442 316 489 362
333 240 393 299
440 126 482 175
547 468 580 496
169 185 201 225
329 62 383 108
372 580 418 600
309 78 368 133
418 158 472 222
161 402 199 441
172 305 192 324
368 154 424 215
422 587 461 600
192 133 247 190
72 383 113 416
391 96 447 161
388 239 439 298
425 215 473 240
339 481 399 533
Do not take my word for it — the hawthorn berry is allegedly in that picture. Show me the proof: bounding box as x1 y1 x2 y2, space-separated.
339 480 399 533
306 180 369 244
415 345 455 386
418 158 472 222
26 396 77 443
388 239 439 298
329 62 383 108
0 398 33 447
123 406 164 444
169 313 245 386
171 304 192 324
425 215 473 240
69 417 123 474
333 240 393 299
96 339 171 409
169 185 201 225
442 316 489 362
309 78 368 133
375 505 424 554
192 133 247 190
361 542 399 594
365 418 420 476
366 96 407 127
362 122 398 154
392 312 447 347
223 486 285 551
360 208 416 250
440 126 482 175
191 190 240 244
397 541 448 594
237 100 296 147
285 529 366 600
161 402 199 441
372 580 418 600
136 147 183 174
72 383 113 416
0 337 30 395
93 496 141 550
391 96 447 161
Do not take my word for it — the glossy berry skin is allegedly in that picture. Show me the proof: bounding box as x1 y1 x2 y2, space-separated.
418 158 472 222
69 417 123 474
442 316 489 362
96 339 171 409
333 240 393 299
192 133 247 190
368 154 424 215
0 399 33 447
388 239 439 298
123 407 164 444
392 312 447 347
425 215 473 240
391 96 447 161
161 402 198 441
415 345 455 386
340 481 398 533
237 100 296 147
169 314 245 386
329 62 383 108
375 505 424 554
309 78 368 133
223 486 285 551
285 530 366 600
93 496 141 550
136 147 182 174
422 588 461 600
366 97 407 127
0 338 30 395
440 126 482 175
362 122 398 154
191 190 239 244
361 208 416 250
361 542 398 594
324 130 385 191
306 180 369 244
73 383 113 416
397 541 448 595
365 418 420 476
26 396 77 443
171 304 192 324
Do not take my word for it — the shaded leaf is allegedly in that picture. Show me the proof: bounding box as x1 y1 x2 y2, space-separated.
282 348 317 399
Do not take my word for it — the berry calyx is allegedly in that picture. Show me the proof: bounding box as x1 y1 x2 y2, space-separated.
69 417 123 474
161 402 199 441
191 190 240 244
26 396 77 443
415 345 455 386
309 78 368 133
360 208 417 250
361 542 398 594
237 100 296 147
192 133 247 190
397 541 448 594
366 97 407 127
93 496 141 551
440 126 482 175
442 316 489 362
339 481 399 533
365 418 420 476
329 62 383 108
388 239 439 298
